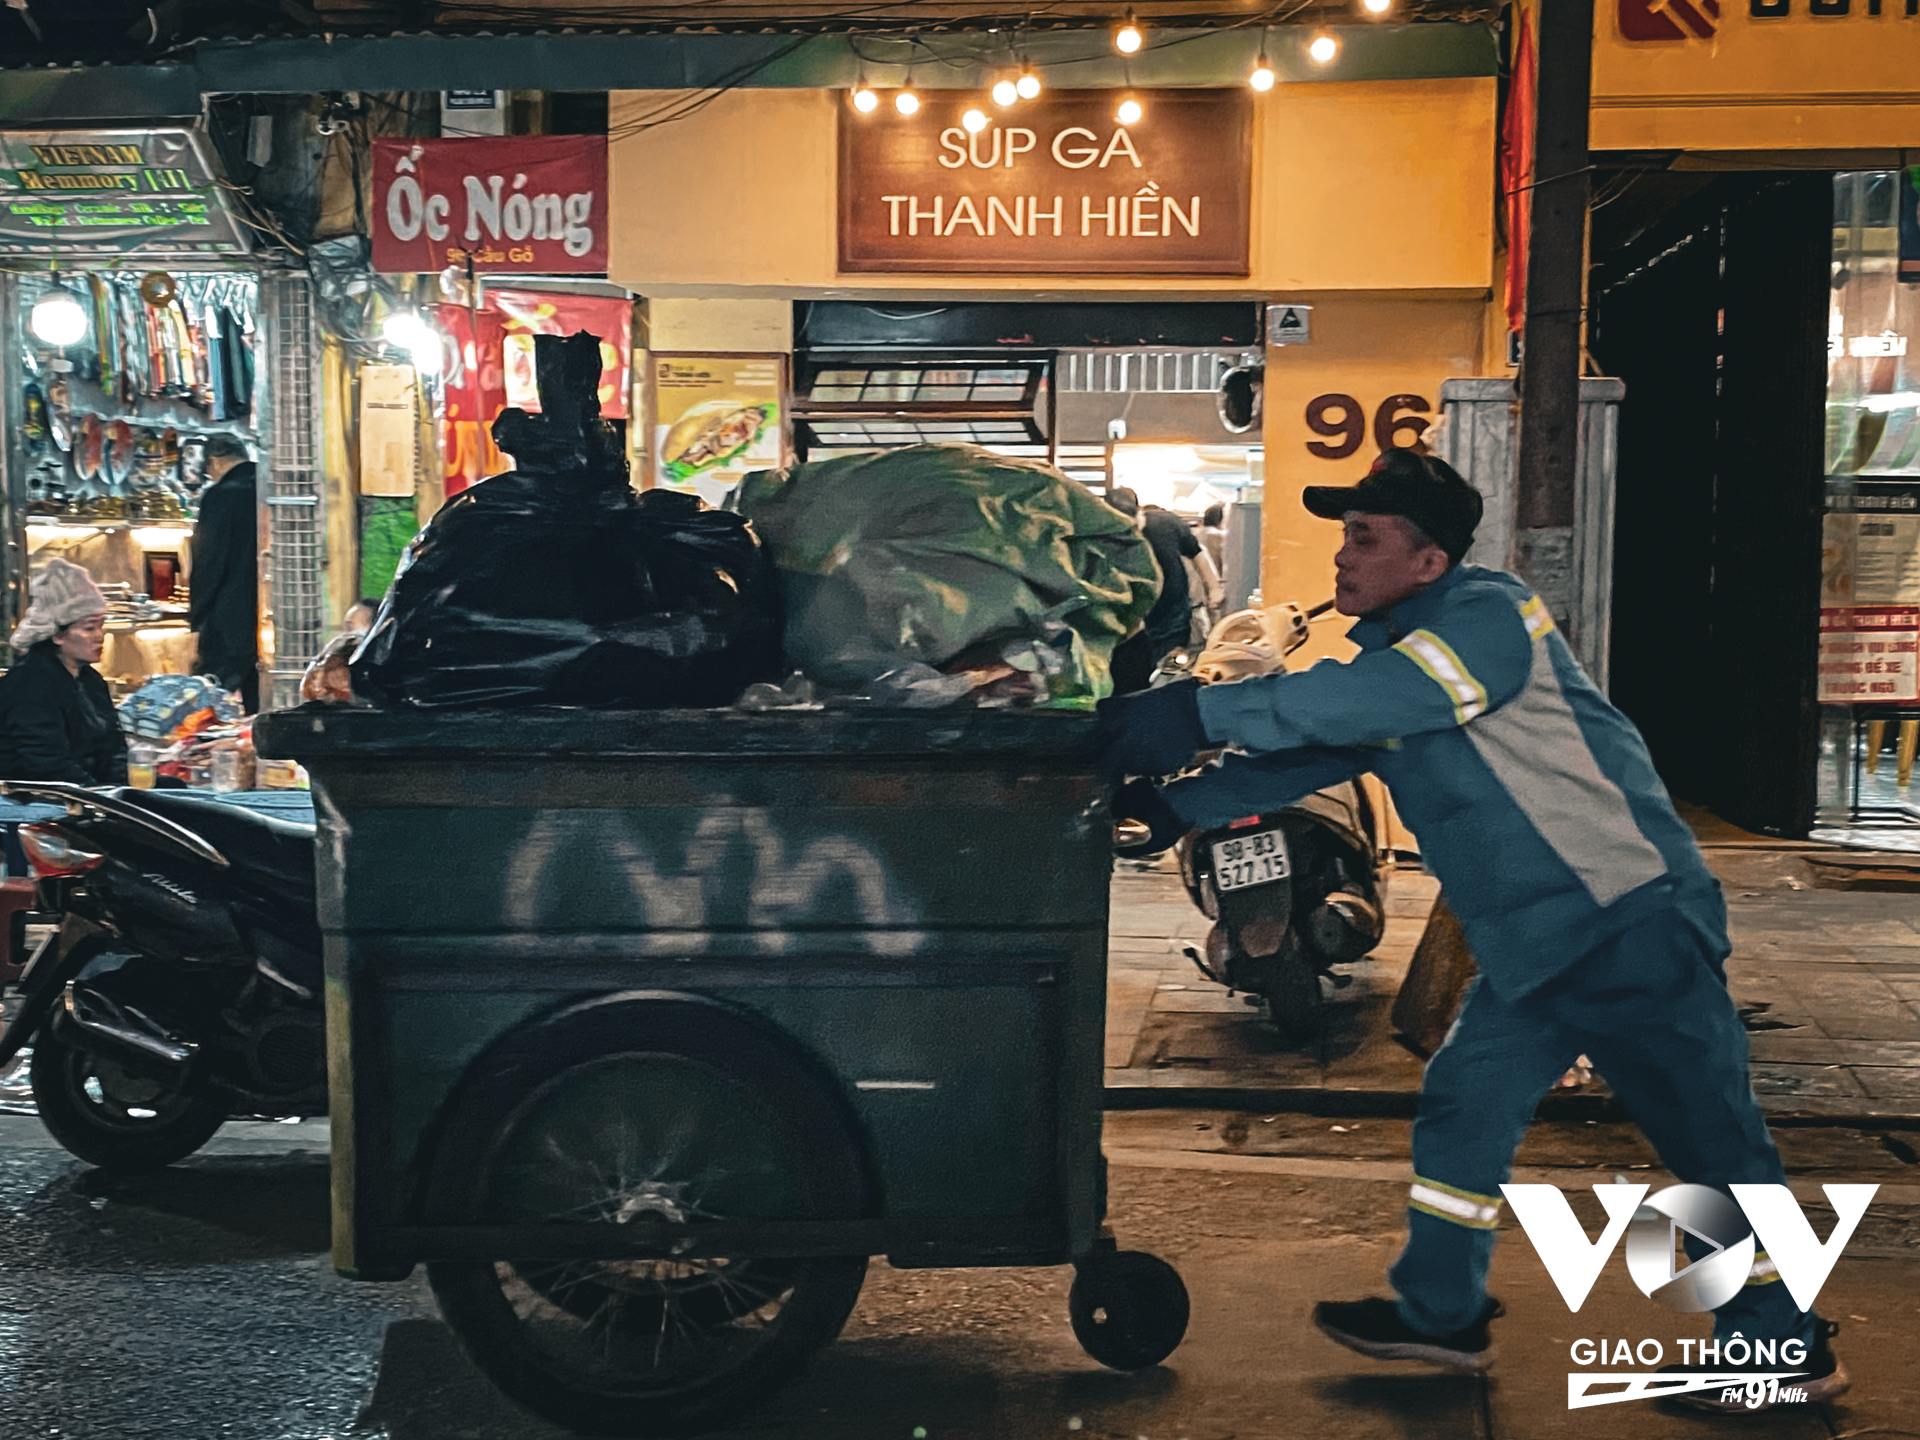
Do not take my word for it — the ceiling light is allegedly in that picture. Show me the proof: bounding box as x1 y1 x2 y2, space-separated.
962 106 989 133
1116 95 1144 126
1308 32 1340 63
992 76 1019 106
30 279 88 348
894 86 920 116
851 84 879 113
1250 52 1276 90
1016 66 1042 100
1363 0 1393 12
1114 10 1144 54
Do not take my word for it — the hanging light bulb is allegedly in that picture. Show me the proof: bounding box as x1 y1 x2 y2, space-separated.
1116 94 1144 126
1308 32 1340 63
852 83 880 113
992 75 1019 106
894 85 920 116
1363 0 1392 12
1114 10 1144 54
30 277 88 348
962 106 990 133
382 310 442 374
1249 44 1276 91
1016 64 1042 100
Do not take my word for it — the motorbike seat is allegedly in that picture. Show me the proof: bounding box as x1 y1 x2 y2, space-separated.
117 790 317 900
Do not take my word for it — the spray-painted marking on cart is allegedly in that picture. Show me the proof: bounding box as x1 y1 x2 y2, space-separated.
502 809 922 956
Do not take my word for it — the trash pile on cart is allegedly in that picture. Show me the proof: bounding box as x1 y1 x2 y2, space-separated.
263 331 1188 1438
306 331 1159 714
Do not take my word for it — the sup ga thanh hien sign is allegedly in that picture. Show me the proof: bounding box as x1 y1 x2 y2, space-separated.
838 89 1251 275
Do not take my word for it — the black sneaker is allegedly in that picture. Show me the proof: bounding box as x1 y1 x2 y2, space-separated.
1662 1321 1849 1412
1313 1296 1500 1372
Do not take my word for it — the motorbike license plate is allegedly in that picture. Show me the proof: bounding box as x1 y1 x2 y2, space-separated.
1210 830 1289 892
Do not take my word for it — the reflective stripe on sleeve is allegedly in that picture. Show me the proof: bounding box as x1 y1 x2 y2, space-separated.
1746 1252 1781 1286
1520 595 1556 639
1394 629 1489 724
1408 1177 1503 1230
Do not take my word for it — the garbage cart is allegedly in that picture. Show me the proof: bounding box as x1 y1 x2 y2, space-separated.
254 705 1188 1437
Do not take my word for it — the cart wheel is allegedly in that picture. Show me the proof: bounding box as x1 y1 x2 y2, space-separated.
422 995 872 1438
1069 1250 1190 1370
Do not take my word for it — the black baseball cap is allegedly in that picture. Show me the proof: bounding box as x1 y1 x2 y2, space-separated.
1302 449 1484 564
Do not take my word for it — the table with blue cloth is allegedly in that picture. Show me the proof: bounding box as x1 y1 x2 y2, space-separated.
0 789 315 878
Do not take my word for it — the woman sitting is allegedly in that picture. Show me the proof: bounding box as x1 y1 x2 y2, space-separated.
0 559 127 786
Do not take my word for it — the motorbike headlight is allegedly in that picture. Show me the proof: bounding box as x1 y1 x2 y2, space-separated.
20 824 105 878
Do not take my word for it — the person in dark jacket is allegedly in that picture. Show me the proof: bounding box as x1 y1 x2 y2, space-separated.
189 435 259 712
0 557 127 786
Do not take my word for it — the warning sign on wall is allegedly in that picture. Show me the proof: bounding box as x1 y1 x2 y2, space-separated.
1818 605 1920 703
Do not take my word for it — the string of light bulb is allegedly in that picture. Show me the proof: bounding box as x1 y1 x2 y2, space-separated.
843 3 1379 119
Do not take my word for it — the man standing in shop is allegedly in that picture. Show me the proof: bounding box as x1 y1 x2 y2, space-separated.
189 435 259 713
1090 449 1846 1409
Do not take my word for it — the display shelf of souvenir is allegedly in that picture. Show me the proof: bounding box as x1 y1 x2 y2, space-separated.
20 271 257 526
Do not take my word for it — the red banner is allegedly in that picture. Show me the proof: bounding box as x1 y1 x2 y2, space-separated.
434 303 508 494
490 289 632 419
371 136 608 275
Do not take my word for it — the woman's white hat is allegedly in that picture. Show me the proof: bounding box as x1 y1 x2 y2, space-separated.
11 558 108 650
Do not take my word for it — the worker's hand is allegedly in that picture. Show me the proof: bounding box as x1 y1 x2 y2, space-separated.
1111 778 1190 857
1092 677 1210 779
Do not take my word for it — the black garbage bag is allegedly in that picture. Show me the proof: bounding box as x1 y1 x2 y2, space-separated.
350 331 783 709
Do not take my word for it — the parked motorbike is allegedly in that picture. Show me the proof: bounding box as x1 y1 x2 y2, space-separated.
0 781 322 1170
1150 603 1391 1044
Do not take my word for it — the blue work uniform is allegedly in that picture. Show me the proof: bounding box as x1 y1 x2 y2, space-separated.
1160 563 1813 1346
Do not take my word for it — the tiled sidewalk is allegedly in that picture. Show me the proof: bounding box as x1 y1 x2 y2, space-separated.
1106 846 1920 1119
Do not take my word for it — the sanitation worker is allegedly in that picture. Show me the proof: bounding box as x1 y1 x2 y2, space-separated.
1091 448 1845 1409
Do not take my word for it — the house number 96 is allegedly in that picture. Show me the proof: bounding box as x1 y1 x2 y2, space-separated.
1303 393 1433 460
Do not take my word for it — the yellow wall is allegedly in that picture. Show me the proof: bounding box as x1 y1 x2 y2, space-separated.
648 298 793 352
609 79 1497 297
1592 5 1920 150
1259 293 1490 663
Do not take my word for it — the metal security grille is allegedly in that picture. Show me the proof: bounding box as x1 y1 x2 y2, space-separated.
258 272 326 711
1058 349 1261 395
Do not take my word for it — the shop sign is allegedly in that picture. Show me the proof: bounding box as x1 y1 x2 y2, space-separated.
1621 0 1920 40
1818 606 1920 702
838 89 1250 275
0 128 249 255
371 136 608 275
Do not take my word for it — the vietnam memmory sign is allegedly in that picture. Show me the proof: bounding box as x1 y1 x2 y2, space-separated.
0 129 249 255
838 89 1251 276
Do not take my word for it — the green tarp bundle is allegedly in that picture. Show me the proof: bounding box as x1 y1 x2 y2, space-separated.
737 444 1160 706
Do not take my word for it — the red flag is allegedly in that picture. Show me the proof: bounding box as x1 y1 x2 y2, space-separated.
1502 10 1537 339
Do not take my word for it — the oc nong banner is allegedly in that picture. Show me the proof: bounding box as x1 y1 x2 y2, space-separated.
371 136 608 275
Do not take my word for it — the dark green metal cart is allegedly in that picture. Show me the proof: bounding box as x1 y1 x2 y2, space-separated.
254 706 1188 1437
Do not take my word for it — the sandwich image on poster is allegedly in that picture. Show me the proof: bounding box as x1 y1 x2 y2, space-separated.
652 354 784 508
661 399 776 482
